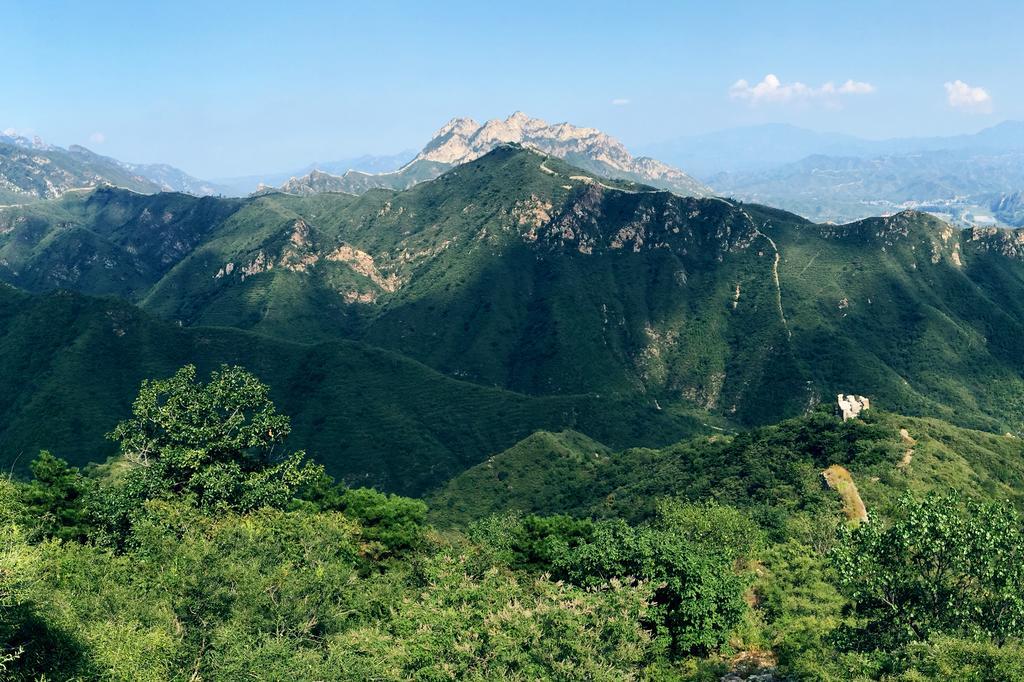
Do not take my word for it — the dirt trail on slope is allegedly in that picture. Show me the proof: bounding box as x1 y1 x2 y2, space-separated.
822 464 867 523
748 216 791 340
897 428 916 470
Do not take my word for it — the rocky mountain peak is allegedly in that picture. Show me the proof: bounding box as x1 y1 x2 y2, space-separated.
0 129 56 151
432 117 480 140
506 110 532 124
414 112 711 197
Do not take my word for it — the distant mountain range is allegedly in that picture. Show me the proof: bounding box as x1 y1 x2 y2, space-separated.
6 117 1024 227
276 112 711 198
0 130 58 151
213 151 417 196
642 121 1024 224
0 133 224 203
709 149 1024 224
645 121 1024 176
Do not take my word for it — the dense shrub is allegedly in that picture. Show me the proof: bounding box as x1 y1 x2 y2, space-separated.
833 493 1024 649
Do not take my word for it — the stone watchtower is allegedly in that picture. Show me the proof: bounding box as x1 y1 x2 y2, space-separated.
837 394 870 421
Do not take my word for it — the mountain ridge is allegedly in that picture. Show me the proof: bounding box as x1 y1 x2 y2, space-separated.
5 146 1024 443
277 113 711 198
0 132 225 202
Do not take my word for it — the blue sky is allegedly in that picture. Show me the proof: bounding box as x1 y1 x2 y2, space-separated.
2 0 1020 178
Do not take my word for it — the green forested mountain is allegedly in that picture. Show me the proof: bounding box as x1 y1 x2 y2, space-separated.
0 189 246 297
0 284 707 494
5 144 1024 453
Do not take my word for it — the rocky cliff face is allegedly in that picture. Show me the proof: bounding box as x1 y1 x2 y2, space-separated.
0 135 219 202
417 112 624 166
415 112 711 197
280 113 711 198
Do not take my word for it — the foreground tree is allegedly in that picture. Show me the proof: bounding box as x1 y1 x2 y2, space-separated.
553 500 756 657
18 451 91 542
91 365 322 545
832 492 1024 649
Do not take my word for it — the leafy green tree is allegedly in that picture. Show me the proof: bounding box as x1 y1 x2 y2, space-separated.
553 500 753 657
91 365 322 545
832 492 1024 649
299 478 428 559
468 512 595 572
18 451 92 542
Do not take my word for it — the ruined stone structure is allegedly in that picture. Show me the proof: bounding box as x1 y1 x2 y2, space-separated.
837 394 870 421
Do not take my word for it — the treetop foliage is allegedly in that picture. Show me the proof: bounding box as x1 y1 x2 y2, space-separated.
833 492 1024 649
109 364 292 470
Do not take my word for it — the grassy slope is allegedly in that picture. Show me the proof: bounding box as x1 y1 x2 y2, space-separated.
426 430 613 521
429 409 1024 528
0 285 710 495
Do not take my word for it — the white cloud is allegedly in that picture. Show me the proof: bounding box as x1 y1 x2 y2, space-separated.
89 132 106 144
837 80 876 95
729 74 875 105
944 80 992 113
611 98 630 106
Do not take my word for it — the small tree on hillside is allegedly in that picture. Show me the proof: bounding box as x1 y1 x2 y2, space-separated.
19 452 91 542
92 365 322 545
553 500 755 657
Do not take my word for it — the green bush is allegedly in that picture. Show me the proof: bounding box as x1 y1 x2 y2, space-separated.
89 364 323 546
832 492 1024 649
554 501 754 657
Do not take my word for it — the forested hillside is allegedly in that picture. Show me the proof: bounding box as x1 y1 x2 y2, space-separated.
0 285 706 494
5 147 1024 482
4 366 1023 680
